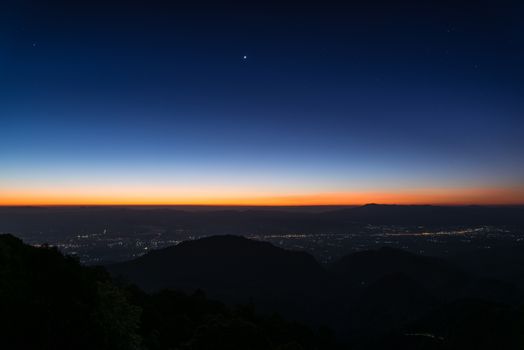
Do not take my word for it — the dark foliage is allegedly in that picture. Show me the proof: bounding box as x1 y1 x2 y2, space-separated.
2 233 524 349
0 234 338 350
0 234 141 350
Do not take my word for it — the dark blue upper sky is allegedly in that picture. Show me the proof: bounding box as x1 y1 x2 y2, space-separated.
1 0 523 204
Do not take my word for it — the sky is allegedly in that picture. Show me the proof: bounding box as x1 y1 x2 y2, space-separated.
1 0 523 205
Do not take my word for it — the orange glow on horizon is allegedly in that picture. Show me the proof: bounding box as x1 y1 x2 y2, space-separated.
1 186 523 206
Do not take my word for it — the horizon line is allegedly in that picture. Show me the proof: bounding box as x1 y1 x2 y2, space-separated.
1 203 523 207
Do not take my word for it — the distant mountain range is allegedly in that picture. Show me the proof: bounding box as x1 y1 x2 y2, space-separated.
324 204 524 226
1 204 523 239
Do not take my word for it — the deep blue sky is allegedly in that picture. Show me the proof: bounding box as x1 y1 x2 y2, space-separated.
1 0 523 204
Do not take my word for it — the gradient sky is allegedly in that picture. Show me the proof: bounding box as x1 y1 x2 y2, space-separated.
1 0 523 205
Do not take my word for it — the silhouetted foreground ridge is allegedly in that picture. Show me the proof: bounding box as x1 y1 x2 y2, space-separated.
110 235 524 349
109 236 327 307
2 233 524 349
0 234 338 350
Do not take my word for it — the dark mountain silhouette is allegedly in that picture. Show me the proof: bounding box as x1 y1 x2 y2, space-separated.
328 247 522 336
3 232 524 349
346 273 438 336
324 204 524 226
330 247 465 296
109 235 330 321
109 236 523 342
0 234 338 350
450 246 524 290
327 248 457 335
